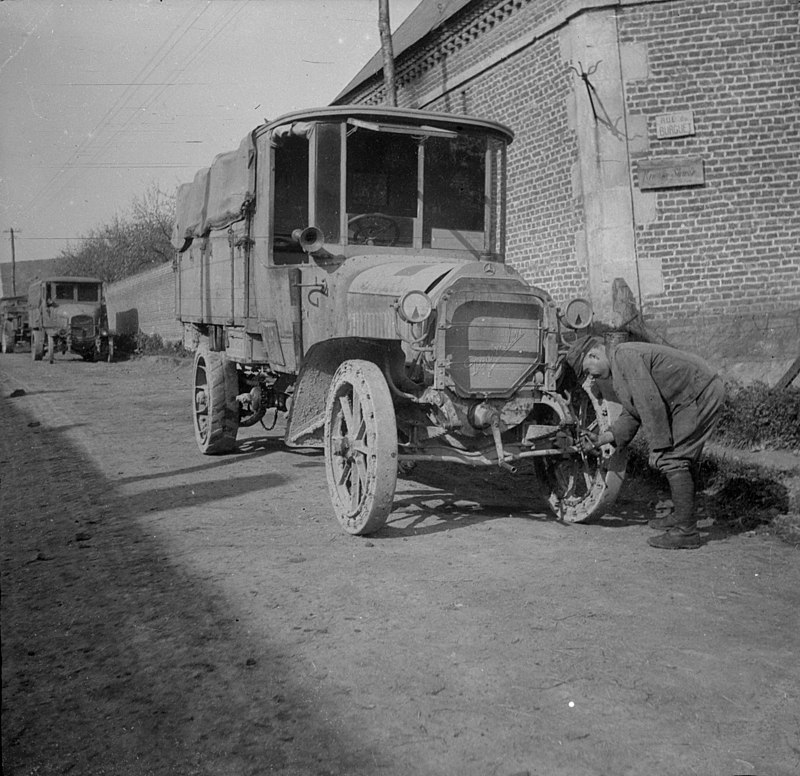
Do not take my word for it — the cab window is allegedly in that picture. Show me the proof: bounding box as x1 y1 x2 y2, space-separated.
76 283 100 302
272 134 309 264
423 135 486 249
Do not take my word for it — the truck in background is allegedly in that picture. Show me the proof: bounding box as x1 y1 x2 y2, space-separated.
174 105 626 535
28 276 115 363
1 295 30 354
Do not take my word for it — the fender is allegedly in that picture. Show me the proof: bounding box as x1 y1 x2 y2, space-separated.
284 337 403 447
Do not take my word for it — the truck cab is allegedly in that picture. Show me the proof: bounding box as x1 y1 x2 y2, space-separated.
1 296 30 354
28 277 114 363
174 106 626 535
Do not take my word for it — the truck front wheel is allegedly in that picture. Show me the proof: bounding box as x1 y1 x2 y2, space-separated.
324 359 398 535
535 388 627 524
192 349 239 454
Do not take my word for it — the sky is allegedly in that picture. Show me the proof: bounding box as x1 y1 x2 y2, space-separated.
0 0 419 265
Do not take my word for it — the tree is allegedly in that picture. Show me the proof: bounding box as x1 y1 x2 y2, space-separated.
56 184 175 282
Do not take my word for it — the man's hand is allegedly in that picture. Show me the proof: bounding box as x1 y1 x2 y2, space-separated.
579 430 615 452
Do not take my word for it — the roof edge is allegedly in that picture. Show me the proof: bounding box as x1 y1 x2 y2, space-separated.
254 104 513 142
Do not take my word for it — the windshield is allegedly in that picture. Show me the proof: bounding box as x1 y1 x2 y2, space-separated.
270 119 506 260
344 128 496 252
50 283 101 302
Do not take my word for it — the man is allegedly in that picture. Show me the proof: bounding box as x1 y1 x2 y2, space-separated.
566 337 725 549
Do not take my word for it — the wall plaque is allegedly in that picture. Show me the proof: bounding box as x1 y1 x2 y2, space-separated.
637 157 705 190
655 110 695 139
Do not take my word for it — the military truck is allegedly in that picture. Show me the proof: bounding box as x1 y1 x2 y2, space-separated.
174 105 626 535
28 276 115 363
1 295 30 354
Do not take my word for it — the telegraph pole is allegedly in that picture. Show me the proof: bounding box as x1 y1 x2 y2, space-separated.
378 0 397 106
2 227 20 296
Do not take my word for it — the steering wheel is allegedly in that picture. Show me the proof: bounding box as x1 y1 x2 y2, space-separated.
348 213 400 246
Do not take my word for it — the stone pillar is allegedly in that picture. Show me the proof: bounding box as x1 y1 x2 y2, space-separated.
560 9 642 323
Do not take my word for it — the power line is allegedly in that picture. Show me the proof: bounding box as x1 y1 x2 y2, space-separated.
22 2 215 216
78 0 252 178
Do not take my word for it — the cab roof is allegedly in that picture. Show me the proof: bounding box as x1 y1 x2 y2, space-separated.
254 105 514 143
31 276 103 285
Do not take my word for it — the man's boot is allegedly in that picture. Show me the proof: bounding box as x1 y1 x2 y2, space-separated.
649 500 677 530
648 469 702 549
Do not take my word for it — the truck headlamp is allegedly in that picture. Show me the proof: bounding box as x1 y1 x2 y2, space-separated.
396 290 433 324
562 297 593 330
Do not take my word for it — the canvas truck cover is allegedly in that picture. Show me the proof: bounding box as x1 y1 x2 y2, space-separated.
172 134 255 250
172 168 209 249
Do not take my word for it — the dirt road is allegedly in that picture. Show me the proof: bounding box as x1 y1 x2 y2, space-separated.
2 352 799 776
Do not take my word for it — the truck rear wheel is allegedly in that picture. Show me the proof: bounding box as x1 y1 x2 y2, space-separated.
536 389 627 524
324 359 397 535
31 330 44 361
192 349 239 454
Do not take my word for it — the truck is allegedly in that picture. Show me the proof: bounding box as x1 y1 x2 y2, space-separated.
1 295 30 354
28 276 115 363
174 105 627 535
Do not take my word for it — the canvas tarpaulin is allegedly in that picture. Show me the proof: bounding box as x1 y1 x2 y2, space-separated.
172 134 256 250
171 167 209 249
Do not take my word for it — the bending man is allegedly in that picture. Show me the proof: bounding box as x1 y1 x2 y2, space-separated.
566 337 725 550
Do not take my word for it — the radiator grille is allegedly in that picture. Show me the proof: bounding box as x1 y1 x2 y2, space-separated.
70 314 95 342
443 290 543 397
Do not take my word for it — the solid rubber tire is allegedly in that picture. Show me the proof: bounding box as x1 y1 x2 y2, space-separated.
32 330 44 361
192 349 239 454
324 359 398 535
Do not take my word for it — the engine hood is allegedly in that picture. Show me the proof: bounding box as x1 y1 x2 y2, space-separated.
333 256 537 342
346 259 462 301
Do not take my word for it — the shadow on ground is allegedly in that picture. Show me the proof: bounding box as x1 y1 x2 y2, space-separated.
0 396 385 776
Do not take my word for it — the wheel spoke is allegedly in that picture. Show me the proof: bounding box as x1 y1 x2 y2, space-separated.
336 456 351 487
349 459 363 511
581 461 594 492
350 440 369 455
338 394 354 433
351 389 364 439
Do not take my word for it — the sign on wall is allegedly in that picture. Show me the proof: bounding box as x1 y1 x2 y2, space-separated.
636 157 705 190
655 110 695 139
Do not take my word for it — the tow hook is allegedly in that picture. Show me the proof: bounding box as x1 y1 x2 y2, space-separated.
489 413 517 474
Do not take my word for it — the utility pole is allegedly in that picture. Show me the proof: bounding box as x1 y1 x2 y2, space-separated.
2 227 20 296
378 0 397 107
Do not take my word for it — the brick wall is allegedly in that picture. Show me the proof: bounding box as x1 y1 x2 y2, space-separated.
348 0 591 297
340 0 800 379
105 263 182 343
620 0 800 321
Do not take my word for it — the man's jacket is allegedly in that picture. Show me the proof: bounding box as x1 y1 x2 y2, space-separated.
608 342 719 450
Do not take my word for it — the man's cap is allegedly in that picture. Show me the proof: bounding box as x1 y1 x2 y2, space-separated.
565 336 603 375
